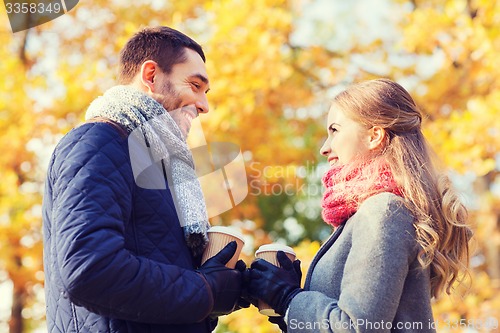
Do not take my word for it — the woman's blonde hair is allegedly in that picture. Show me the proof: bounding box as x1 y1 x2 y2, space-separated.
332 78 471 298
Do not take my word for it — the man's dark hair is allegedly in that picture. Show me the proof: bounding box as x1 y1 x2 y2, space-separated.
118 26 206 84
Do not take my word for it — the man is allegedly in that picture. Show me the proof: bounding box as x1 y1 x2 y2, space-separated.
43 26 245 333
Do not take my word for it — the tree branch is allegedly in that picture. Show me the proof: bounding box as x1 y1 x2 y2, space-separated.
18 29 31 68
466 0 478 19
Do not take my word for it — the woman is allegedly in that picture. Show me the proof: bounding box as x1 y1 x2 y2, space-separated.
248 79 471 332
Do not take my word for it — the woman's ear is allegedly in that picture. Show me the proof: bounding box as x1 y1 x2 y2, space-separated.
368 126 386 151
139 60 158 93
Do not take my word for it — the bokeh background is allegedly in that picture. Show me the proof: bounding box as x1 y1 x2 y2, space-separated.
1 0 499 332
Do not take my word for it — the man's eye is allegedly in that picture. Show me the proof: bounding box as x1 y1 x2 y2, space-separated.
191 82 200 89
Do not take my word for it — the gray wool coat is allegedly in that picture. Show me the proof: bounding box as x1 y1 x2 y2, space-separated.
287 192 436 333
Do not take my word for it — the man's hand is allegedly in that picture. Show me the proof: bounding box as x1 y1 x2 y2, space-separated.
197 241 243 316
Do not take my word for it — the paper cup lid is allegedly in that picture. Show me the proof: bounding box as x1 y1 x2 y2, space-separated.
207 226 244 242
255 244 295 256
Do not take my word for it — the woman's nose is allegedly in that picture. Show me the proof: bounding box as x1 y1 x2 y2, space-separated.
320 139 331 156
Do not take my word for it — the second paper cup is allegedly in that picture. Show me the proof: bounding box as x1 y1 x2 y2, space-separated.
255 244 296 317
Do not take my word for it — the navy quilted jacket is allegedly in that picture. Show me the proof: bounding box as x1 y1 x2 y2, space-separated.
42 122 215 333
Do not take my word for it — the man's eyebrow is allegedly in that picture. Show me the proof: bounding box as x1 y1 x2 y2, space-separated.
190 73 209 85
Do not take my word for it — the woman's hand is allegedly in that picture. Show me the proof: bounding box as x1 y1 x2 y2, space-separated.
248 251 303 316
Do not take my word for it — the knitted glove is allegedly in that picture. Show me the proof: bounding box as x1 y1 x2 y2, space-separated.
248 251 303 316
197 241 242 316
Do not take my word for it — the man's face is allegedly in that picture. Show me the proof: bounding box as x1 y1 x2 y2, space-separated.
152 48 210 138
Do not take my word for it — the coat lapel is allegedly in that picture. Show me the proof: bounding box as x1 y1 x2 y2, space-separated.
304 224 345 289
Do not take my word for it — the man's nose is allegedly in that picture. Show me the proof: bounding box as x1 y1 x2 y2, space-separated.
195 95 209 114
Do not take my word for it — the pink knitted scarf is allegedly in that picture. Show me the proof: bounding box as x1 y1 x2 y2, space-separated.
321 162 403 227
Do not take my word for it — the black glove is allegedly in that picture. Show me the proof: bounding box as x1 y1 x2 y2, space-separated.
238 260 260 310
197 241 242 316
248 251 303 316
253 255 301 332
268 316 287 332
208 317 218 331
233 259 253 310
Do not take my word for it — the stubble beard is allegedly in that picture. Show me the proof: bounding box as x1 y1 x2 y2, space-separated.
155 80 183 113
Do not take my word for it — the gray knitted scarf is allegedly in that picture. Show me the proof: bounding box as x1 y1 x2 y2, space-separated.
85 85 210 258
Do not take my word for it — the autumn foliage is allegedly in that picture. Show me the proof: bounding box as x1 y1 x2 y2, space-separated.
1 0 499 332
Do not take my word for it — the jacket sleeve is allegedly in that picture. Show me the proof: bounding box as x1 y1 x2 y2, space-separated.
48 123 213 324
287 193 418 333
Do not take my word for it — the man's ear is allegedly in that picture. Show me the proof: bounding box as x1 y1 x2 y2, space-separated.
368 126 386 151
139 60 158 93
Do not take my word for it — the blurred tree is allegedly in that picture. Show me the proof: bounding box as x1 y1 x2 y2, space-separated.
0 21 47 332
1 0 500 332
395 0 500 280
396 0 499 173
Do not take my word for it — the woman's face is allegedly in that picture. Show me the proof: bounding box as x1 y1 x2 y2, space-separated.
320 104 372 166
